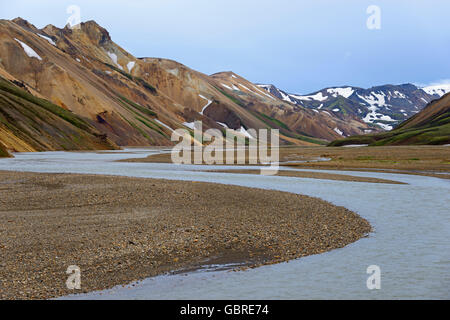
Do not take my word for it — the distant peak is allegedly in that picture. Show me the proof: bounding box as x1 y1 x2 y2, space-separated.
63 19 111 45
11 17 38 31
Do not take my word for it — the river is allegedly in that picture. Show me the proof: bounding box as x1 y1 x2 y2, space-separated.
0 148 448 299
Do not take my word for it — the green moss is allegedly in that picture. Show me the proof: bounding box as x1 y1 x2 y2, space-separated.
0 77 92 132
252 110 290 131
0 143 10 157
215 86 246 107
118 95 157 117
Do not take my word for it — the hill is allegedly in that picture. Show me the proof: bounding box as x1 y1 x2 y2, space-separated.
0 18 375 150
329 93 450 146
258 83 450 131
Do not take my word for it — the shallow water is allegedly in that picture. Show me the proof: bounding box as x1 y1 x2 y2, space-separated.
0 149 449 300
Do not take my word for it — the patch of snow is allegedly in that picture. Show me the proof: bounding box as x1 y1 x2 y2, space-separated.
14 38 42 60
278 90 293 103
317 104 324 109
76 58 81 62
327 87 354 98
221 83 233 90
357 92 386 108
251 85 275 100
198 94 213 115
127 61 136 73
107 51 123 70
334 128 344 136
393 90 406 99
343 144 369 148
37 33 56 46
322 111 331 116
217 122 229 128
290 92 328 102
105 71 112 75
238 127 254 139
257 84 271 90
422 84 450 97
377 123 393 131
231 84 240 91
231 74 237 79
313 109 319 113
332 108 340 112
238 84 263 98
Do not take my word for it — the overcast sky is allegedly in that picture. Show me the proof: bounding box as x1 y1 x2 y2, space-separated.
1 0 449 93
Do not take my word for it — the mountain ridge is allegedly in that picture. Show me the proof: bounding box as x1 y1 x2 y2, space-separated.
329 92 450 146
258 82 449 131
0 17 376 153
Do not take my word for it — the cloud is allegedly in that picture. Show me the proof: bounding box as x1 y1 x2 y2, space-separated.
415 79 450 88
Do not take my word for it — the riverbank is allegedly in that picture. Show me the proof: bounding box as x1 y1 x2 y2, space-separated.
0 170 371 300
122 145 450 179
207 169 406 184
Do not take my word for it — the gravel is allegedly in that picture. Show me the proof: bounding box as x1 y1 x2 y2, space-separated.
0 171 371 300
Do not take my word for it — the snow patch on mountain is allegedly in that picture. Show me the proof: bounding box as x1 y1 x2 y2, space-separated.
107 51 123 70
221 83 233 90
422 84 450 97
198 94 213 115
14 38 42 60
37 33 56 46
327 87 354 98
291 92 328 102
334 128 344 136
127 61 135 72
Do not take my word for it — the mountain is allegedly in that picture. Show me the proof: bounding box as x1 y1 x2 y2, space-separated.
0 75 118 153
257 83 450 131
0 18 376 151
329 93 450 146
210 72 373 142
0 140 10 157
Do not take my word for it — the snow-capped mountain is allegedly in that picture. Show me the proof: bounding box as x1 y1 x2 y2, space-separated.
422 83 450 97
257 83 450 130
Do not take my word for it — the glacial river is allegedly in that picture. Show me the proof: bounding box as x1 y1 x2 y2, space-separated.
0 148 449 299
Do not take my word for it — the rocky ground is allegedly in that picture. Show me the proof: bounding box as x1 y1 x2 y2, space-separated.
0 171 371 300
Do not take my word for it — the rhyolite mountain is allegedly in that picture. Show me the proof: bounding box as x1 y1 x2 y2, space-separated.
0 17 376 153
329 92 450 146
258 83 450 131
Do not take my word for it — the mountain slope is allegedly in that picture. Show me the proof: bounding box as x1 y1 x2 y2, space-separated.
0 18 376 148
0 76 118 152
329 93 450 146
211 72 373 142
258 83 450 131
0 140 10 157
